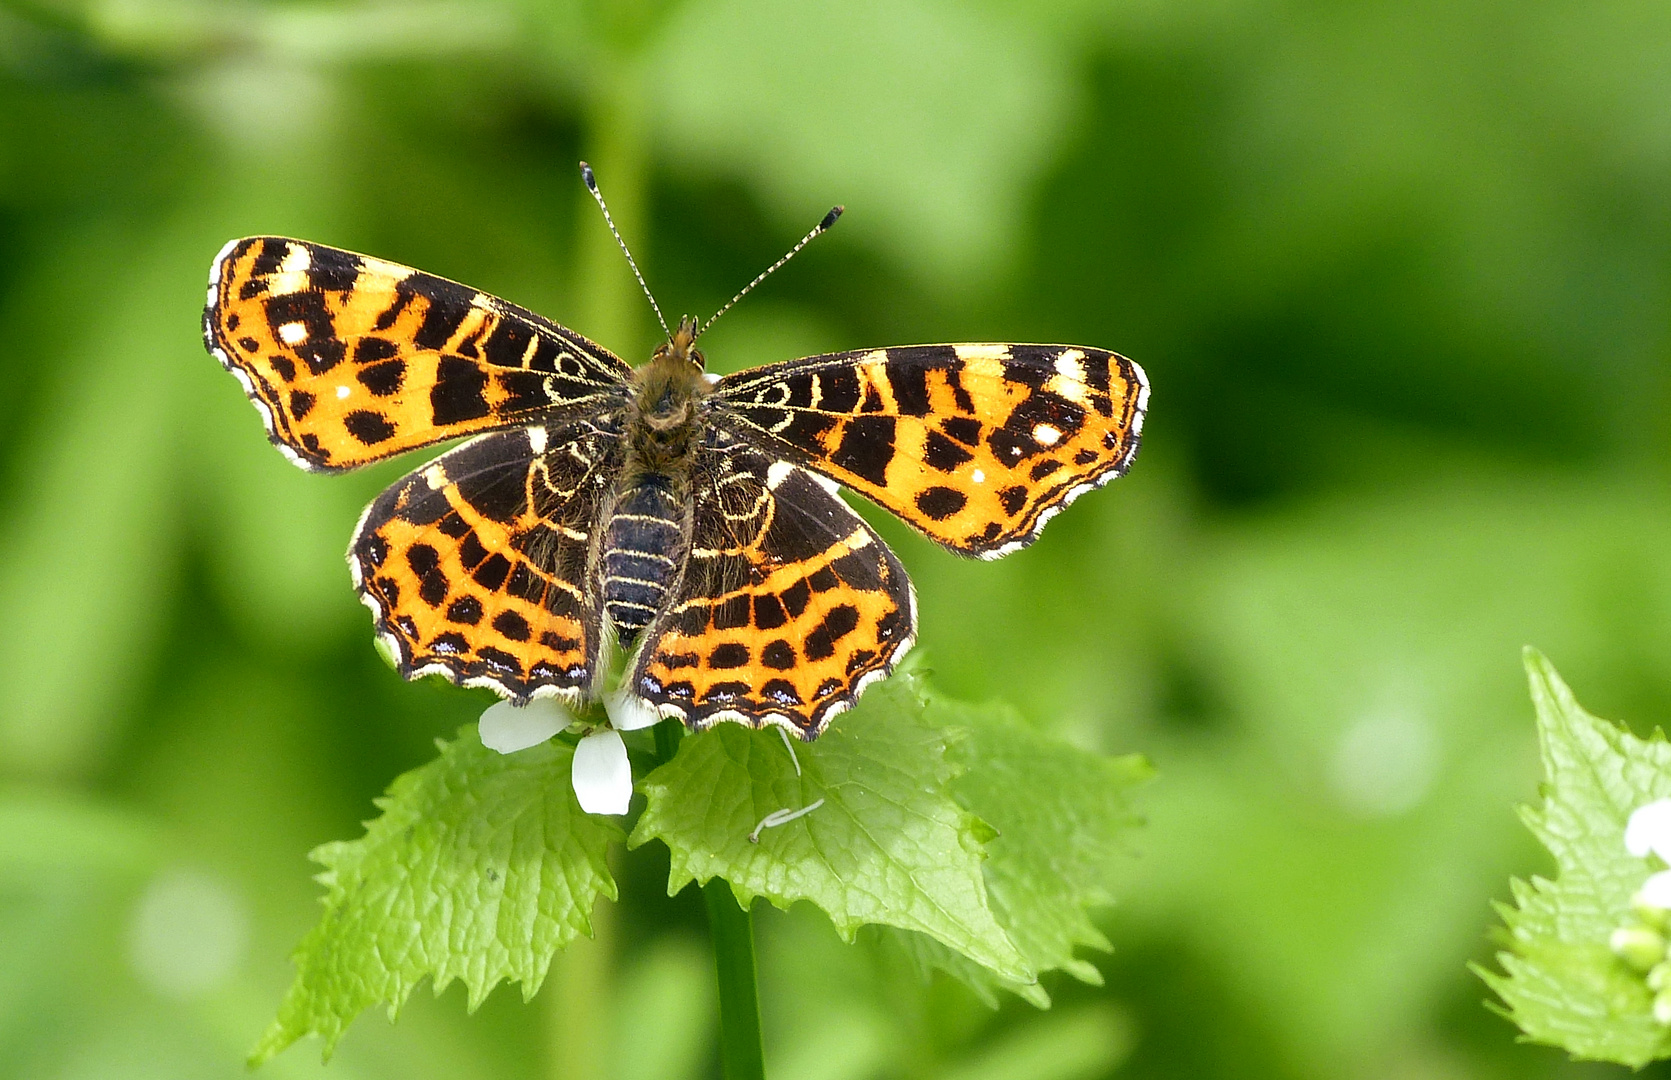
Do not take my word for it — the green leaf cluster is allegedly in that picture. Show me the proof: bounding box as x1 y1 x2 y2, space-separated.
258 667 1148 1060
1479 649 1671 1067
632 668 1151 1006
251 730 620 1063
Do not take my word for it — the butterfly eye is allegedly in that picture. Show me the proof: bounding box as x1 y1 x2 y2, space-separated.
690 348 706 371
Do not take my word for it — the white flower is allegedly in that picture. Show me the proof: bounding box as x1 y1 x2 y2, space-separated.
572 728 632 815
1627 799 1671 862
480 692 647 816
604 685 662 731
1641 871 1671 911
479 698 573 753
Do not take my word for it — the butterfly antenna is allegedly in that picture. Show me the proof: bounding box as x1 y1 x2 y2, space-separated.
580 162 672 342
696 205 843 340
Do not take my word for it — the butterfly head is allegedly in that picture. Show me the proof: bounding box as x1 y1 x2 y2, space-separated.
652 314 705 372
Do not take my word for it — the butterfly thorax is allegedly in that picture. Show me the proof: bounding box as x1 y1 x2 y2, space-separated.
601 319 712 644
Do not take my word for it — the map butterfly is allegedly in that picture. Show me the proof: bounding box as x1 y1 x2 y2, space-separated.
202 202 1147 739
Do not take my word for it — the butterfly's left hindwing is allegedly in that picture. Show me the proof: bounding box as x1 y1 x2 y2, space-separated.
350 421 621 702
206 237 632 472
628 428 915 738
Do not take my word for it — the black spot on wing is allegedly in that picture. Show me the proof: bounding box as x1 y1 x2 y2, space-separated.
709 643 750 669
358 359 405 396
941 416 981 447
922 429 973 471
345 410 396 445
829 416 896 486
481 314 535 369
761 640 795 669
431 355 491 424
251 239 287 278
355 336 399 364
492 610 531 641
308 246 361 292
295 337 347 376
412 277 474 351
915 485 967 520
803 604 859 661
372 284 414 331
814 366 862 412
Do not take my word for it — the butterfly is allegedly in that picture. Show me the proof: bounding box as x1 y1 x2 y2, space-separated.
202 217 1146 739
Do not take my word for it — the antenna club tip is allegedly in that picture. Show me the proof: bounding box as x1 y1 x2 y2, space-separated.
820 206 844 231
579 162 596 190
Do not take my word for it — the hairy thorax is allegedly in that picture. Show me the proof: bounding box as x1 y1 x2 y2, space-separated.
598 321 711 644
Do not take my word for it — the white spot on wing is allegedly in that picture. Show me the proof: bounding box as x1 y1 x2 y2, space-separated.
278 243 310 274
806 471 840 494
1033 423 1061 446
1054 349 1086 380
971 468 985 483
528 426 547 454
423 463 448 489
954 344 1010 363
277 322 307 345
766 461 795 489
336 385 350 399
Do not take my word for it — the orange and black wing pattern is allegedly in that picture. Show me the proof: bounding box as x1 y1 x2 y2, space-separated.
627 427 915 739
349 419 622 703
204 237 632 472
714 344 1147 559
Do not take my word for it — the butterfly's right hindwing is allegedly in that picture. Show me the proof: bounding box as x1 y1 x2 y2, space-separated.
350 420 622 702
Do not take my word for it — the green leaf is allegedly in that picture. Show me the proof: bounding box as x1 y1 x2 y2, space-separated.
252 727 620 1064
911 696 1152 1005
1477 648 1671 1067
630 672 1034 986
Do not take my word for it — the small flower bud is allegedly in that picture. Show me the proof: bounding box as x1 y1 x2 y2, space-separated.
1653 989 1671 1026
1634 893 1671 929
1612 926 1667 972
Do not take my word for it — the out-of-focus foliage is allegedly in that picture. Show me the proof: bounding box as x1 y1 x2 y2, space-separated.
3 0 1671 1078
1481 651 1671 1067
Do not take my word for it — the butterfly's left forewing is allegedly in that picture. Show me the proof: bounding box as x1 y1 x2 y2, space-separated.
627 428 915 738
206 237 632 472
350 420 621 702
714 344 1146 558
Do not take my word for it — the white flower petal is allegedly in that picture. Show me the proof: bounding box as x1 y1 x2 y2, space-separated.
604 686 662 731
572 728 633 815
1641 870 1671 911
479 698 573 754
1627 799 1671 859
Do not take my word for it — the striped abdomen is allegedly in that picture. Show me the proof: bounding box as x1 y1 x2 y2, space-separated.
600 480 687 644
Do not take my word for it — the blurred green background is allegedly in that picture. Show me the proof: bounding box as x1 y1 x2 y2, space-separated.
3 0 1671 1077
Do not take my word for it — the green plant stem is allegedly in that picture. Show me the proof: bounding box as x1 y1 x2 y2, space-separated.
703 879 767 1080
649 719 767 1079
